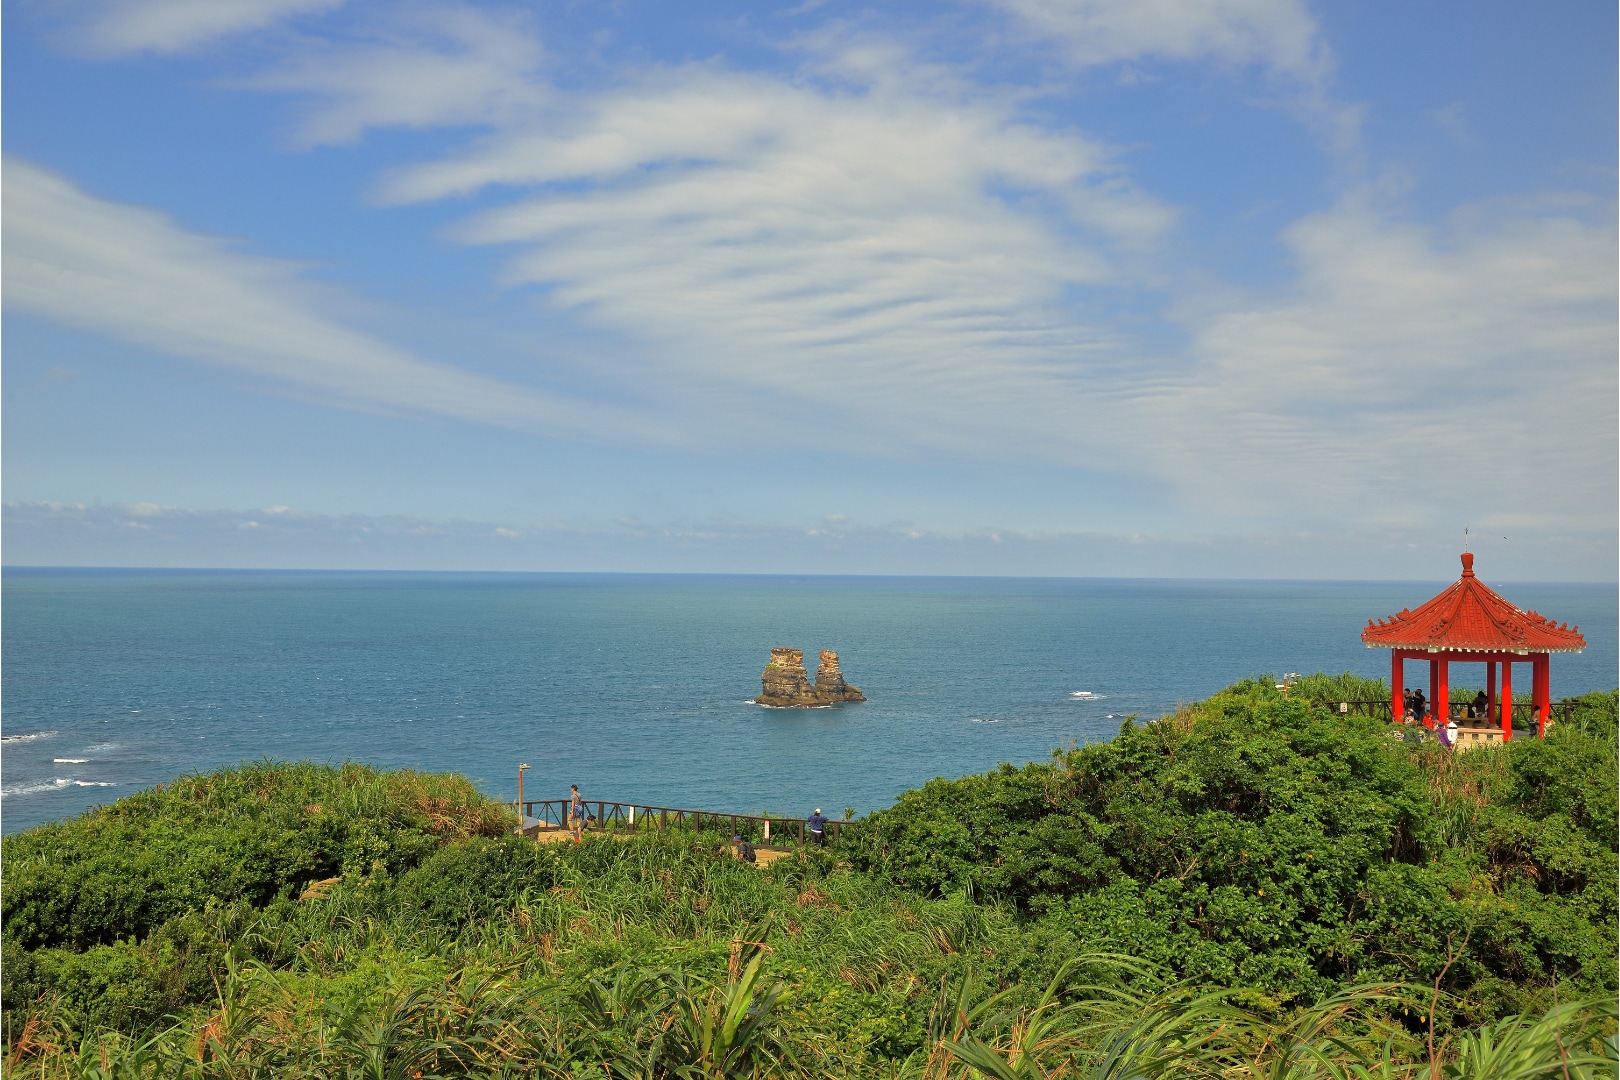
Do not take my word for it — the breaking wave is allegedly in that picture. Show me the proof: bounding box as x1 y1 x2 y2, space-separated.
2 778 117 798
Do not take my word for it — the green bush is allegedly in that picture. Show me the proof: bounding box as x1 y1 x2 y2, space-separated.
844 679 1619 1017
1 761 510 953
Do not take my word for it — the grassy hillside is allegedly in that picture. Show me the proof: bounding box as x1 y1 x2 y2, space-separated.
3 681 1615 1078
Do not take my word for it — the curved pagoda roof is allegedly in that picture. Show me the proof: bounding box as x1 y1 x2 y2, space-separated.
1361 553 1586 655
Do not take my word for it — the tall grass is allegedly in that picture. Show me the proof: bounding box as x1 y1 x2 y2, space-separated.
9 947 1612 1078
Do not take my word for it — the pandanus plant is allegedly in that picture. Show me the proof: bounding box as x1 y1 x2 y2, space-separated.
925 956 1616 1080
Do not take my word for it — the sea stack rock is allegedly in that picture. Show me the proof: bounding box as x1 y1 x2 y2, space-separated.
756 647 816 707
814 650 865 702
755 647 864 707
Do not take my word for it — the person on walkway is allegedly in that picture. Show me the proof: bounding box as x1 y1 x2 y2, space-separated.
1411 689 1427 725
807 808 827 847
1469 691 1489 719
569 784 585 842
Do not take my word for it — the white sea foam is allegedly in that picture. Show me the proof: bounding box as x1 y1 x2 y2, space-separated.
970 717 1001 724
2 778 117 798
85 743 119 752
1 730 59 743
1069 691 1103 700
54 758 90 764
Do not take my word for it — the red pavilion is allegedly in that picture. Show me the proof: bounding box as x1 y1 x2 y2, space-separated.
1361 553 1586 742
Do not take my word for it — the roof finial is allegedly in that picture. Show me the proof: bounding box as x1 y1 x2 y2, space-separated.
1460 551 1475 577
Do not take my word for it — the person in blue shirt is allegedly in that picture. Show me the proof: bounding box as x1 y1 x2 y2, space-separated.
807 808 827 847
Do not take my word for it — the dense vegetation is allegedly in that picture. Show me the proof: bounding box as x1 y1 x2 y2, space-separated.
3 679 1615 1077
848 679 1618 1024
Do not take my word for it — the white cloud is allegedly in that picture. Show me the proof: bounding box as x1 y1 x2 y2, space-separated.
377 60 1173 462
1 157 629 437
989 0 1359 151
1155 194 1618 527
244 8 547 146
989 0 1326 78
65 0 346 55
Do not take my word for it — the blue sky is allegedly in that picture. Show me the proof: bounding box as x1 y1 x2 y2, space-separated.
4 0 1615 579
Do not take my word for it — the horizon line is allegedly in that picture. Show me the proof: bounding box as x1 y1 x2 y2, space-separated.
5 564 1616 587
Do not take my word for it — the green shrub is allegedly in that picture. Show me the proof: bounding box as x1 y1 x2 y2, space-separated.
844 678 1618 1015
1 761 510 952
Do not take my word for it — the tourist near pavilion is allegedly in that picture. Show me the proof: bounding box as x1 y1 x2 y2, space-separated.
1361 552 1586 742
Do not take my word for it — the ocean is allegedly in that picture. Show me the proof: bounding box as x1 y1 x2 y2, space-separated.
3 569 1615 835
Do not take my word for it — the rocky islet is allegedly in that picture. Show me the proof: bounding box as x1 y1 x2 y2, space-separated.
754 647 865 707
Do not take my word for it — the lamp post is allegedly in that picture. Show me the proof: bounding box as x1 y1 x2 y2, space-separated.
517 763 530 823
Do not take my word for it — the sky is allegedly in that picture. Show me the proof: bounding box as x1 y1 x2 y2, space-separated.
3 0 1615 580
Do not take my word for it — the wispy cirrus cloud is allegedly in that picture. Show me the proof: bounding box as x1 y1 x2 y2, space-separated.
59 0 346 55
988 0 1326 77
988 0 1359 150
367 53 1175 463
243 7 548 147
1 157 635 438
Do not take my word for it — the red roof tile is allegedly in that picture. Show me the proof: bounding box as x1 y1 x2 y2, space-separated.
1361 553 1586 654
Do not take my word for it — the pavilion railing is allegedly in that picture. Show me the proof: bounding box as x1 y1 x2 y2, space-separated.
1319 699 1580 726
514 799 848 845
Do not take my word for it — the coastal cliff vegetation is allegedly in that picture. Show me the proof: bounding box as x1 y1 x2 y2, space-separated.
3 679 1615 1077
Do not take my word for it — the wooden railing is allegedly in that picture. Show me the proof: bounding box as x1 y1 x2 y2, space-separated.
515 799 848 844
1319 699 1581 726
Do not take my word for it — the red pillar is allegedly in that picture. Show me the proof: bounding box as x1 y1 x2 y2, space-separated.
1427 658 1439 729
1486 660 1497 719
1436 657 1449 732
1533 654 1550 737
1391 650 1404 722
1499 659 1513 741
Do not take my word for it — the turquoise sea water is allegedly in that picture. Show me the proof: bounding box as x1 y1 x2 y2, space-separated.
3 569 1615 834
